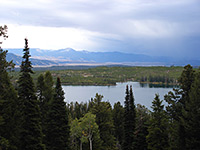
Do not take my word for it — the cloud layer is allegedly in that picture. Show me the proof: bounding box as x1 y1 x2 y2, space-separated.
0 0 200 58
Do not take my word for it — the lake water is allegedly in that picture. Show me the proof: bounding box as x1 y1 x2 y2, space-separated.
62 82 173 109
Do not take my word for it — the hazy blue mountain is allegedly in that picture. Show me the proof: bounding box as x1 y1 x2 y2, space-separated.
6 48 200 66
6 53 59 66
7 48 171 62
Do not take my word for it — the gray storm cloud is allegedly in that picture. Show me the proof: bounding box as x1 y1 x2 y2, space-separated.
0 0 199 58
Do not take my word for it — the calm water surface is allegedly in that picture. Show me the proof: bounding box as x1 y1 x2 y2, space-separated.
62 82 173 109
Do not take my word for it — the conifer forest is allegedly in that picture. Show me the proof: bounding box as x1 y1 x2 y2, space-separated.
1 26 200 150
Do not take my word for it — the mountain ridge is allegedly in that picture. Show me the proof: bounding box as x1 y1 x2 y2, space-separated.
5 48 200 66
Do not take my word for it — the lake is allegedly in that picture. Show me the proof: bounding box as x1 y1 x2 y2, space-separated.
62 82 174 109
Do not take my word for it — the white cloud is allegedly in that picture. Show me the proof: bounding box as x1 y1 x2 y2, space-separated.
1 24 120 50
0 0 200 57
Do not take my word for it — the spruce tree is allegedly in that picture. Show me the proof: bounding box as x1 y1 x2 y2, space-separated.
182 72 200 149
0 26 19 150
0 48 19 150
129 86 136 149
112 102 124 149
91 93 116 150
46 77 70 150
165 64 195 150
179 64 195 105
37 71 54 147
146 94 168 150
37 74 46 104
123 85 130 150
17 38 45 150
123 85 136 150
134 104 150 150
178 65 195 150
43 71 54 103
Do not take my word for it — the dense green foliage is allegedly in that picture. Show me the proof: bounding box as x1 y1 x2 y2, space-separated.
183 72 200 149
0 48 18 150
36 71 55 148
123 86 136 150
17 39 45 150
141 75 176 85
70 112 101 150
134 104 150 150
10 66 184 86
146 94 168 150
112 102 124 149
46 77 70 150
0 25 18 150
90 94 116 150
164 64 196 150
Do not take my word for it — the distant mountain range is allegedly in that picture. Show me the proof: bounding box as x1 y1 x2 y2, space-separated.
6 53 60 66
5 48 200 66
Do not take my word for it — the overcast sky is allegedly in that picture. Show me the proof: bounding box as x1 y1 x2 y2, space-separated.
0 0 199 58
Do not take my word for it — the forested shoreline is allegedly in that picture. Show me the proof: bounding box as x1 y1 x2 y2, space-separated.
9 66 184 86
1 26 200 150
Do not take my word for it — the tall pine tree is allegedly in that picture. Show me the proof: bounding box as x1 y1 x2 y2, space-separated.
134 104 150 150
124 85 130 150
46 77 70 150
17 38 45 150
0 48 19 150
129 86 136 149
112 102 124 150
179 64 195 106
165 64 195 150
91 93 116 150
37 71 54 147
123 85 136 150
146 94 168 150
0 25 19 150
37 74 46 105
182 71 200 149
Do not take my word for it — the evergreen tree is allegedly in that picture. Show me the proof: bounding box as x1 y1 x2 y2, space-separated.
165 64 195 150
37 71 54 147
46 77 70 150
68 102 75 119
74 102 82 119
146 94 168 150
164 89 180 150
79 102 88 117
178 64 194 150
68 101 89 120
123 85 136 150
182 72 200 149
17 38 45 150
91 93 116 150
0 48 19 150
37 74 45 103
43 71 54 103
179 64 195 105
0 26 19 150
112 102 124 150
134 104 150 150
129 86 136 148
123 85 130 150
